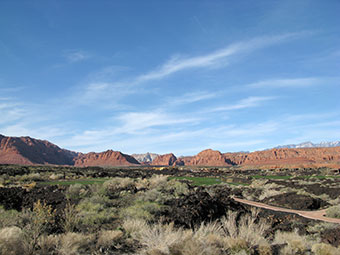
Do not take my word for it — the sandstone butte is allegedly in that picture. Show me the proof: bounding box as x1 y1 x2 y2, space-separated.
1 134 340 168
172 148 340 168
0 134 77 165
0 134 139 166
73 150 139 167
151 153 177 166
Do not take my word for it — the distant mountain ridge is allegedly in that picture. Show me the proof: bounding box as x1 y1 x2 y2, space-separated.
74 150 140 166
0 134 139 166
1 134 340 168
0 134 78 165
155 147 340 167
275 141 340 149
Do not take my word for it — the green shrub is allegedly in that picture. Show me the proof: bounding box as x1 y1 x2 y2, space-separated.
148 175 169 189
0 176 4 186
66 183 89 200
20 173 43 182
62 203 80 233
122 201 163 221
76 199 114 226
0 206 21 228
163 179 189 197
101 177 135 197
8 200 57 255
49 173 63 180
312 243 340 255
139 189 167 204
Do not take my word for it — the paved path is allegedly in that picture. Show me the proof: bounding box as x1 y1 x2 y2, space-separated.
233 197 340 224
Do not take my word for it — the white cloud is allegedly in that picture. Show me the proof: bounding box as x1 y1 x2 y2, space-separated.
64 50 90 63
117 111 199 134
54 109 340 155
165 91 218 107
0 102 27 125
134 33 301 83
209 96 275 112
69 81 134 109
247 77 322 88
71 33 305 104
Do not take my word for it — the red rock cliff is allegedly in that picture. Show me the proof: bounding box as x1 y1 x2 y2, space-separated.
151 153 177 166
74 150 140 167
0 135 77 165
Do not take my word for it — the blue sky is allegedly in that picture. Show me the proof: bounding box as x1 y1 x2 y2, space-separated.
1 0 340 155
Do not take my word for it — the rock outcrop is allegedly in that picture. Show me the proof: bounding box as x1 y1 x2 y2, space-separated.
0 134 77 165
74 150 140 167
1 134 340 168
152 153 177 166
153 147 340 167
225 147 340 166
0 135 139 167
190 149 234 166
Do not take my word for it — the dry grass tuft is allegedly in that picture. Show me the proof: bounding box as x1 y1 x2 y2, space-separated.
62 202 80 232
123 218 148 238
58 232 94 255
325 204 340 218
148 175 169 190
97 230 123 248
274 229 312 254
311 243 340 255
38 234 59 254
221 208 270 247
0 226 24 255
123 208 272 255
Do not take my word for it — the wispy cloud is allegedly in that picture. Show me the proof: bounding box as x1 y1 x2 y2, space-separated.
68 81 133 109
64 49 90 63
54 109 340 155
209 96 275 112
0 101 27 125
72 33 305 104
117 111 199 134
247 77 322 88
165 91 218 107
134 33 302 83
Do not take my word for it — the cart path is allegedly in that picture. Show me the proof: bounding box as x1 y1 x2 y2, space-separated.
233 197 340 224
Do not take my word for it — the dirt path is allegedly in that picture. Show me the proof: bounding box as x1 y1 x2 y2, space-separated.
233 197 340 224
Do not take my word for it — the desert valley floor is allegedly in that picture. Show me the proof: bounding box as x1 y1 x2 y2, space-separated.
1 164 340 254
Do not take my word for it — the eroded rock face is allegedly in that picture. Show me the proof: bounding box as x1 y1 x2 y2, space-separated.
158 147 340 167
225 148 340 166
0 135 77 165
152 153 177 166
73 150 140 167
191 149 234 166
1 134 340 167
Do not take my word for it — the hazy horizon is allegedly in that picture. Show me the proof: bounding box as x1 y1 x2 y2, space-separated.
1 1 339 155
